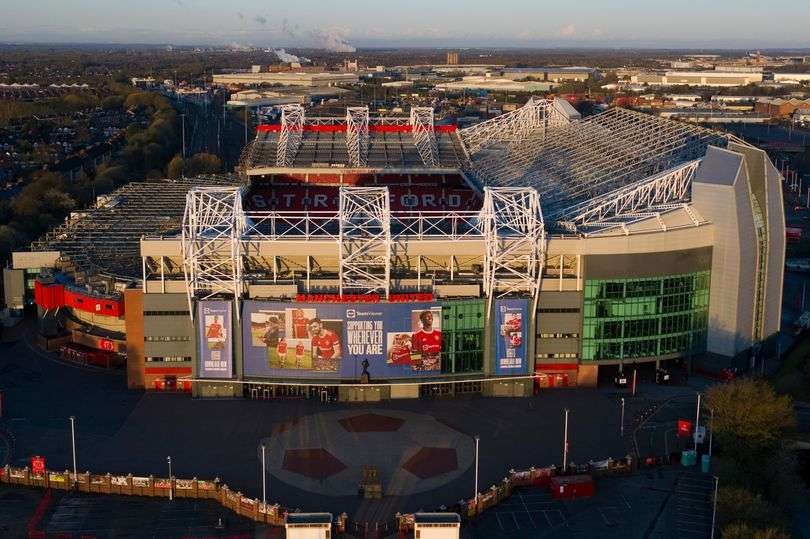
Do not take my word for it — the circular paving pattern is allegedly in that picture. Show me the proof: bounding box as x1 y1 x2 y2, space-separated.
259 409 473 497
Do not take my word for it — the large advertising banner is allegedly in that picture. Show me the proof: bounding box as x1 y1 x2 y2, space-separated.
494 298 530 375
242 300 443 379
198 300 233 379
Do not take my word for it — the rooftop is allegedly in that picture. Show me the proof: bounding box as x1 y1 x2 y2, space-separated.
462 103 731 223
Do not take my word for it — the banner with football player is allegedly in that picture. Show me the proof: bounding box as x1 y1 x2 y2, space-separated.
241 300 442 379
494 298 530 375
197 300 234 379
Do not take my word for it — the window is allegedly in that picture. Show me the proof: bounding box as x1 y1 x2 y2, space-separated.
581 271 710 362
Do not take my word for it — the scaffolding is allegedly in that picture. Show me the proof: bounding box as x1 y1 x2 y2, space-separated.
409 107 438 167
181 187 246 314
345 106 369 167
481 187 545 299
275 104 305 167
338 187 392 296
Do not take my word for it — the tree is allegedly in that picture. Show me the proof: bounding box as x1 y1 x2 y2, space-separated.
185 153 221 177
721 523 791 539
706 378 795 451
716 486 783 530
166 155 184 179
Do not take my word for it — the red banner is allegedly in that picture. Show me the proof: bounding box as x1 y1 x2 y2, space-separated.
31 456 46 477
677 419 693 438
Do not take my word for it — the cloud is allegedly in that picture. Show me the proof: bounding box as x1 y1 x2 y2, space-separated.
169 0 184 6
254 15 267 25
307 27 356 52
558 24 576 37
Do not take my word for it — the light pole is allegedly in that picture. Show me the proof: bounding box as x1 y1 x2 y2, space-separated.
708 408 714 458
261 444 267 506
181 114 186 158
694 393 701 452
562 408 570 473
69 416 77 490
473 435 480 508
620 398 625 437
167 456 173 501
710 475 719 539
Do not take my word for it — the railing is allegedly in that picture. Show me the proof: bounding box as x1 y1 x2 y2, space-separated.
0 465 347 531
243 210 484 241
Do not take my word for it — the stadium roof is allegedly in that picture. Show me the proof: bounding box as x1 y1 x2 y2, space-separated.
239 104 466 172
30 175 242 280
461 102 733 224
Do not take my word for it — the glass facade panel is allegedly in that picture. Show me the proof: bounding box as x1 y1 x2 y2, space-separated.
581 271 709 361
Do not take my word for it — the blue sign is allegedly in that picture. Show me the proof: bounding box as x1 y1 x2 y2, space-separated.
242 301 443 379
494 298 529 375
198 300 233 379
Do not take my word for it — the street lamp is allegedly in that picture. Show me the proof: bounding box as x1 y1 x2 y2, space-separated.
69 416 77 489
694 393 701 452
261 444 267 506
473 435 480 508
562 408 570 473
167 456 173 501
708 408 714 458
711 475 719 539
620 398 625 437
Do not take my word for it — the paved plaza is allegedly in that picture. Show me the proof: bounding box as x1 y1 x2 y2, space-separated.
0 322 720 535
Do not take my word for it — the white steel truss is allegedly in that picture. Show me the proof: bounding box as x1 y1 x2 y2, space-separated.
480 187 545 298
346 106 369 167
181 187 245 315
410 107 438 167
459 97 570 154
555 159 702 235
338 187 391 296
275 104 305 167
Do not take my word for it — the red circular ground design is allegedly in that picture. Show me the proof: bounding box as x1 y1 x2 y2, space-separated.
282 448 347 479
338 413 405 432
402 447 458 479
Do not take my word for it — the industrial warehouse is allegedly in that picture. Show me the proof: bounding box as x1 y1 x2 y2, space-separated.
5 98 785 400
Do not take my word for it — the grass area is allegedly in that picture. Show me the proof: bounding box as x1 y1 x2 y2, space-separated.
774 336 810 402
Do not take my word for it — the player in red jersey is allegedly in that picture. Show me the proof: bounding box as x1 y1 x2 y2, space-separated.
509 331 522 348
295 341 305 369
506 313 522 332
310 318 340 371
388 334 413 366
276 338 288 367
206 316 223 339
291 309 310 338
411 310 441 371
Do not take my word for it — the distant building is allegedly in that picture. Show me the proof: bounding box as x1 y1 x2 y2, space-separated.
130 77 156 89
754 97 810 118
631 71 763 87
773 73 810 84
503 67 602 83
435 76 554 92
212 72 359 87
447 51 459 65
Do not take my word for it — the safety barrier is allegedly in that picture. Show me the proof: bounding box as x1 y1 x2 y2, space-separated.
1 453 645 535
0 464 348 532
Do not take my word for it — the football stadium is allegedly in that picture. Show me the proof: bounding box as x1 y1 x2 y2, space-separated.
6 98 785 399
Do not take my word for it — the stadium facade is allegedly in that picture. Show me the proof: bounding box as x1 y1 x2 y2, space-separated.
6 99 785 399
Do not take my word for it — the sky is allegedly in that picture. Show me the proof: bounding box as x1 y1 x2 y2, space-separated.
2 0 810 50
